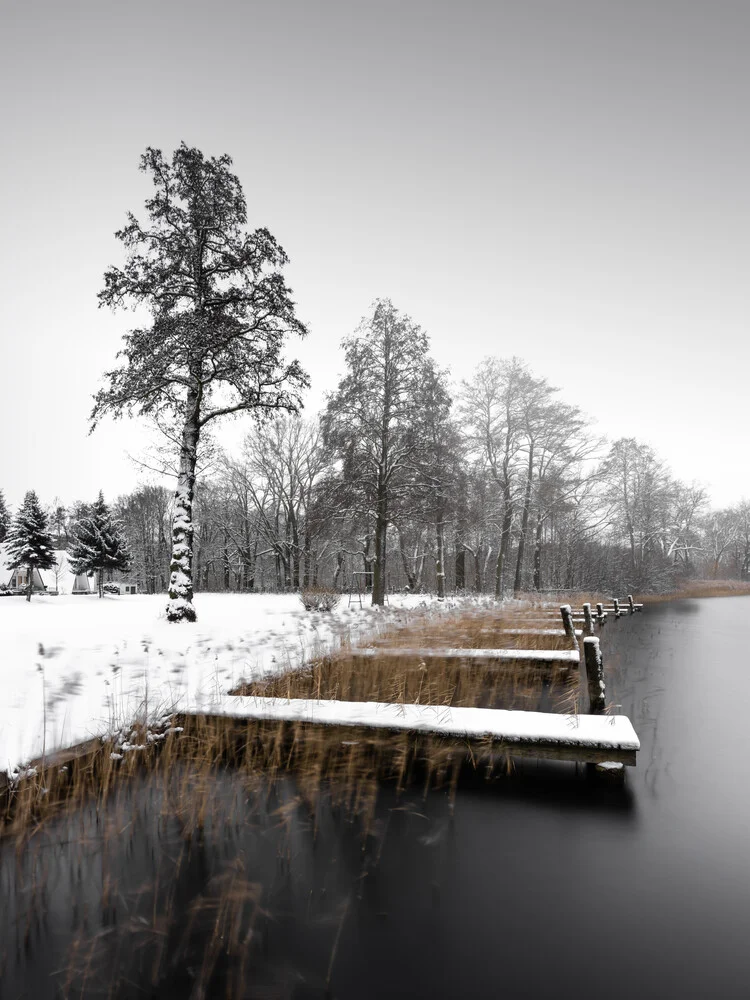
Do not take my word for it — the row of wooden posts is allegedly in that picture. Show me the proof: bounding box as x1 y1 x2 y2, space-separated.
550 596 642 715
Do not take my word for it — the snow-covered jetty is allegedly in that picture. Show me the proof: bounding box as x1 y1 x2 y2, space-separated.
198 696 641 766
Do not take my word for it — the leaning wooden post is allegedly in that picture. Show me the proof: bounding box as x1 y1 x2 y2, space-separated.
612 597 621 617
560 604 579 652
584 636 606 714
582 602 595 636
627 594 635 614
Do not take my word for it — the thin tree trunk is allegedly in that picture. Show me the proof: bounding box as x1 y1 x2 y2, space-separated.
455 531 465 591
398 526 417 590
436 513 446 599
333 550 344 588
533 513 543 590
513 445 534 595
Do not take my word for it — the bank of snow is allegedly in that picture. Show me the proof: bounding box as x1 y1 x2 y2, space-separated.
0 592 467 775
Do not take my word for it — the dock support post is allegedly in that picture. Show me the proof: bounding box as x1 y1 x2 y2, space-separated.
612 598 621 617
627 594 635 614
582 602 595 636
596 602 605 623
584 636 606 714
560 604 579 651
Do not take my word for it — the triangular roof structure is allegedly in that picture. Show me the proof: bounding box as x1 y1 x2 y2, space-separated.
0 545 95 594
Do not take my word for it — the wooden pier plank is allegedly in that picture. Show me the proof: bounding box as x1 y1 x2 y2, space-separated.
205 697 640 765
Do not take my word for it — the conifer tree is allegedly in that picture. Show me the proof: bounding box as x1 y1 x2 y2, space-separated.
0 489 9 544
6 491 56 601
68 491 132 598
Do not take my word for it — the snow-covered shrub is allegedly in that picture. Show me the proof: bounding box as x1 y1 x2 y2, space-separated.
299 587 341 612
103 583 121 595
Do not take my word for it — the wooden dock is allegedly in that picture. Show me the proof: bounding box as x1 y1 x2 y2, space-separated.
201 697 640 766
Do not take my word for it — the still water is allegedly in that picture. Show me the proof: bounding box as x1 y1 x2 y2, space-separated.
2 598 749 998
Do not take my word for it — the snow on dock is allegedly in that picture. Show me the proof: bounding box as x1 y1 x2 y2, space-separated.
496 627 583 637
203 696 640 764
351 647 580 664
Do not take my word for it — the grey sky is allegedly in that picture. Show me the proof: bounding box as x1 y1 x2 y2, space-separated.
1 0 748 510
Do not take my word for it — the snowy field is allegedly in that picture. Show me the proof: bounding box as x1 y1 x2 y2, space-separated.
0 592 469 775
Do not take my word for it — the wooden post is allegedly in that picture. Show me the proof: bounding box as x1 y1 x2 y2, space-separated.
584 636 606 714
596 602 605 621
612 598 621 617
582 602 595 636
627 594 635 614
560 604 579 652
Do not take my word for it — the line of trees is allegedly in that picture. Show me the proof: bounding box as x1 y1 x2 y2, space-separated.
37 312 748 600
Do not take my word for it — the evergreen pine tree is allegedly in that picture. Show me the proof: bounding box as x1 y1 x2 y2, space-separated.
68 491 132 597
6 491 56 602
0 489 10 544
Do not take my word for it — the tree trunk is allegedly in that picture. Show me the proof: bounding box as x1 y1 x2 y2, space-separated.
333 550 344 588
26 566 32 603
98 571 103 599
166 398 199 622
223 528 231 591
532 513 543 590
372 501 388 605
495 505 513 599
454 531 465 591
436 513 446 599
398 526 417 590
513 445 534 595
303 527 312 588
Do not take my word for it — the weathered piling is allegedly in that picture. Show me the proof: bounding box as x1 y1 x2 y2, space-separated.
582 602 595 636
612 598 621 617
584 636 606 715
627 594 635 614
596 602 605 622
559 604 580 652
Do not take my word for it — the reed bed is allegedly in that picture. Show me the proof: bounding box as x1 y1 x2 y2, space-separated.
232 605 581 716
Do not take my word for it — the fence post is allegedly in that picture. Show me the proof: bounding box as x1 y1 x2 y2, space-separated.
612 598 621 617
582 602 595 636
584 636 606 714
627 594 635 614
560 604 579 652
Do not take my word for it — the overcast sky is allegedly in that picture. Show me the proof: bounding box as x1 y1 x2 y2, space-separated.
1 0 748 511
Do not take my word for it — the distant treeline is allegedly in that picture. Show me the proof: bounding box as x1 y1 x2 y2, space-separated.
11 350 746 599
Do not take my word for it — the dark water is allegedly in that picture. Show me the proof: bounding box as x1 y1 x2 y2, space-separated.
2 598 749 999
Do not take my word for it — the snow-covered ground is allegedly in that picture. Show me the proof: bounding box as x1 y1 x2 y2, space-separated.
0 592 468 775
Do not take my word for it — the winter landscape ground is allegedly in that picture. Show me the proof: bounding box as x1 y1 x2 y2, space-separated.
0 592 469 777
